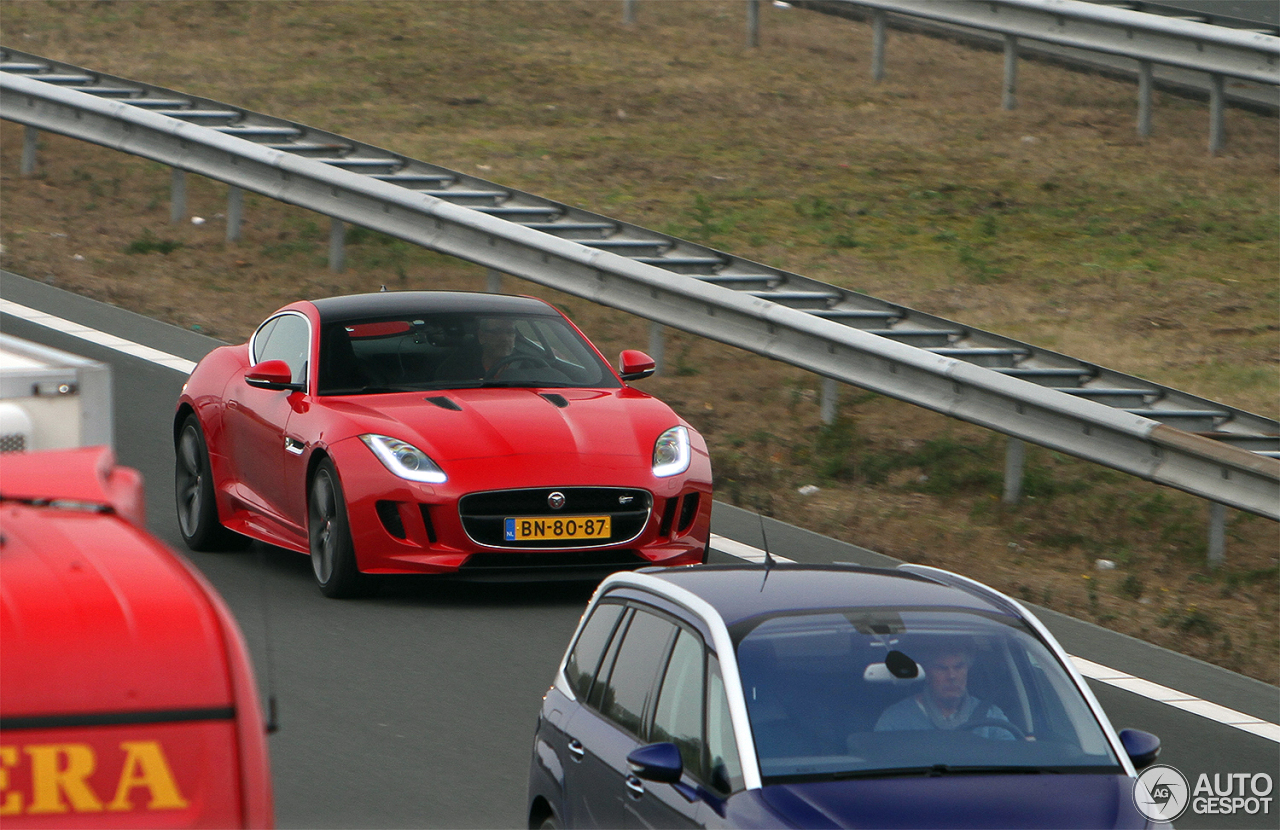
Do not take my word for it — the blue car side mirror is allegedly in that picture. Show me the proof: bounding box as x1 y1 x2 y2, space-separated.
1118 728 1161 769
627 742 683 784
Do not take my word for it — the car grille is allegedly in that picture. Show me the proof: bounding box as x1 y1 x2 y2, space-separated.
458 487 652 549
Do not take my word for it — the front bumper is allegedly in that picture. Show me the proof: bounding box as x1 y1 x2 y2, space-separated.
328 441 712 576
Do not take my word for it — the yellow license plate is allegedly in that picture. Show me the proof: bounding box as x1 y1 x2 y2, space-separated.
504 515 611 542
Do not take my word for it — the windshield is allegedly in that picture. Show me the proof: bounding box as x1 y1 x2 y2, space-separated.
733 608 1121 783
318 311 619 395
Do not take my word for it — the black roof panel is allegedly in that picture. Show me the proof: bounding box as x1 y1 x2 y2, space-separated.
311 291 558 322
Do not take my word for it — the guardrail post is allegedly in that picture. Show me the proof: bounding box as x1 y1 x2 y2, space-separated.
746 0 760 48
820 377 838 424
329 217 346 273
871 10 887 82
648 321 665 375
21 125 38 175
226 185 243 243
1208 502 1226 568
1002 34 1018 110
170 168 186 224
1003 437 1025 504
623 0 636 25
486 268 503 293
1208 73 1225 155
1137 60 1154 138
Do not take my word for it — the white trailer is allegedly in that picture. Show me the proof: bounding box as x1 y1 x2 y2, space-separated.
0 333 112 451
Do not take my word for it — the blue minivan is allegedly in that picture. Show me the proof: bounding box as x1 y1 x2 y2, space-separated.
527 563 1167 828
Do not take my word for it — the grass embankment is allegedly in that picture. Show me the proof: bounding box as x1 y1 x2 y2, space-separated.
1 1 1276 682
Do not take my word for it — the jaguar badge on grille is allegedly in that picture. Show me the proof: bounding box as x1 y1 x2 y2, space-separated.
547 491 566 510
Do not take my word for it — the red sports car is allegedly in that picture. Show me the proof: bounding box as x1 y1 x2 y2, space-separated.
174 291 712 597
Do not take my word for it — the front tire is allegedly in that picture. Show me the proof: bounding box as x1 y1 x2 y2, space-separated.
175 414 241 551
309 458 367 598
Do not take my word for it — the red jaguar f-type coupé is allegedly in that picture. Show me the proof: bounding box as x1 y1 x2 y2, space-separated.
174 291 712 597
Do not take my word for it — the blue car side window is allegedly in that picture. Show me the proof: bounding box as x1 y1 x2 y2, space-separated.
650 629 706 780
706 655 744 794
596 609 678 738
565 601 625 702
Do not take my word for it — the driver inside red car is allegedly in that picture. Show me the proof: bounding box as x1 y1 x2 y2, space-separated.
436 317 520 381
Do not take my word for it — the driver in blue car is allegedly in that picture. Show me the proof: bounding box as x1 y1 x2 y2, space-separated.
875 644 1017 740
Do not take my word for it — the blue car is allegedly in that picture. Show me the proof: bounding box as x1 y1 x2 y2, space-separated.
527 563 1167 828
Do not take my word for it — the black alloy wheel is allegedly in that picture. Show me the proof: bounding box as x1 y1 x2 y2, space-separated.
309 458 368 598
174 414 241 551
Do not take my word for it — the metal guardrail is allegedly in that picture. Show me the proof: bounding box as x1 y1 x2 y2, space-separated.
1 52 1276 523
1097 1 1278 36
812 0 1279 83
755 0 1280 150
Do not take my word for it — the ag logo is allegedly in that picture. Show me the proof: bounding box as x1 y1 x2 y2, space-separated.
1134 764 1190 822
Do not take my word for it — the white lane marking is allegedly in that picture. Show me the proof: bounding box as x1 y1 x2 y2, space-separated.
1071 656 1280 742
8 303 1276 744
1 299 197 374
710 533 1280 744
710 533 794 564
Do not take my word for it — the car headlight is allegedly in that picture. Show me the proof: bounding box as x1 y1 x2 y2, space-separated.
652 426 691 478
360 434 447 484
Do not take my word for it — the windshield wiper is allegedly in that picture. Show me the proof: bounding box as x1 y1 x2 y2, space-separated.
476 379 578 389
357 385 418 394
324 385 417 395
804 765 1055 782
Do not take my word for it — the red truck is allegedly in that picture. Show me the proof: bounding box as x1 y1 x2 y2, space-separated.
0 446 273 828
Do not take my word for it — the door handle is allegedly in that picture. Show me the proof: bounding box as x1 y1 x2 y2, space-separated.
625 775 645 797
567 739 585 761
284 436 305 455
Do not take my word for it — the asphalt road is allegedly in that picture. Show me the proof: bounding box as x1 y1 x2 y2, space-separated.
2 271 1277 829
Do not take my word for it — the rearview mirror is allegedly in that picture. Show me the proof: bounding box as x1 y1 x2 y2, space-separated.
619 349 656 382
246 359 303 392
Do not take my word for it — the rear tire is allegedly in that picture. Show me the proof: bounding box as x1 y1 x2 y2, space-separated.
175 414 241 551
309 458 367 598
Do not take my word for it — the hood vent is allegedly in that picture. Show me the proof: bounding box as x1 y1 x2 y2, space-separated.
425 395 462 411
539 393 569 408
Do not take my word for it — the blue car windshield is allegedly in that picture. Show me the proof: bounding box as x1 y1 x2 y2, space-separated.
733 608 1122 783
318 312 619 395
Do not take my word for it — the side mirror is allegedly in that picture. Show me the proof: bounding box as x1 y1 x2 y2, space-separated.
246 359 303 392
1118 728 1161 770
619 349 656 382
626 742 683 784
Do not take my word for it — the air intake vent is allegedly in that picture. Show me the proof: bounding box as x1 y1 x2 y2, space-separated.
426 396 462 411
678 492 700 532
539 393 569 408
375 500 407 539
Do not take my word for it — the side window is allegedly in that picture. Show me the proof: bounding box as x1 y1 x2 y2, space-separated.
587 608 631 712
706 656 744 794
251 318 280 364
651 628 706 781
596 609 677 738
254 314 310 384
564 601 625 701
